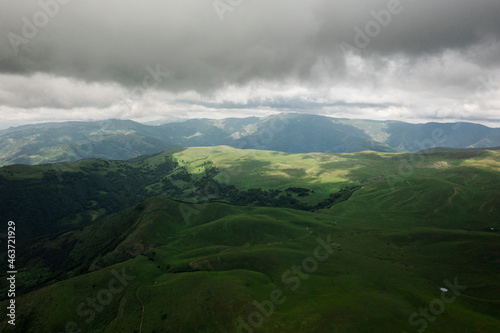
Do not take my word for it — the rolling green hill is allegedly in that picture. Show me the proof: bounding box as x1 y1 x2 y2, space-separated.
0 147 499 332
2 145 500 243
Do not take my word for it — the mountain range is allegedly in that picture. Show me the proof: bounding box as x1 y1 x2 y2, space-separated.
1 114 500 332
2 113 500 165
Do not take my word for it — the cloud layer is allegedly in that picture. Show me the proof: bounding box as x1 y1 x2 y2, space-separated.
0 0 499 127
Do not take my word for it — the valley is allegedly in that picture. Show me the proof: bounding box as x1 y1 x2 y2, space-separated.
0 145 499 332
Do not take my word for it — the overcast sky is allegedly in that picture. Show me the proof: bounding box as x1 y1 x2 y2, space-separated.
0 0 499 129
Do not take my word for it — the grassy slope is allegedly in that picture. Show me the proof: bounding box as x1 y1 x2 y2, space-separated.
0 149 499 332
163 146 369 204
165 146 500 202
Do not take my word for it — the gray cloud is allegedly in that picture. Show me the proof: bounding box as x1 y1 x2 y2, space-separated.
0 0 499 125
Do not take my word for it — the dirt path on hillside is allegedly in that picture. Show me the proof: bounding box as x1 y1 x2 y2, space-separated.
136 286 145 333
392 193 416 209
479 198 496 212
448 187 458 205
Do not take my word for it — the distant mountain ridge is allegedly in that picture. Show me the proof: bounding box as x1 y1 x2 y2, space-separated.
1 113 500 165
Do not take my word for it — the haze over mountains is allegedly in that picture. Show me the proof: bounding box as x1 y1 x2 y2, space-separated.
2 113 500 166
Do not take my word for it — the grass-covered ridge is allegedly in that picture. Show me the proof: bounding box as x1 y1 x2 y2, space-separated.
2 146 500 242
1 190 499 331
0 147 499 332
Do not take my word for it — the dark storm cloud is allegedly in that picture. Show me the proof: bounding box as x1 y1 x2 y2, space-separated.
0 0 498 92
0 0 326 92
0 0 499 125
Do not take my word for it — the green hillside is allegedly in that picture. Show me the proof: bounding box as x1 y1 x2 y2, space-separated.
0 147 499 332
2 146 500 242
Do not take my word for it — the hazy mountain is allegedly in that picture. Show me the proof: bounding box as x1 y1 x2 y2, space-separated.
2 114 500 165
157 116 259 147
0 119 174 165
233 114 395 153
385 121 500 151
